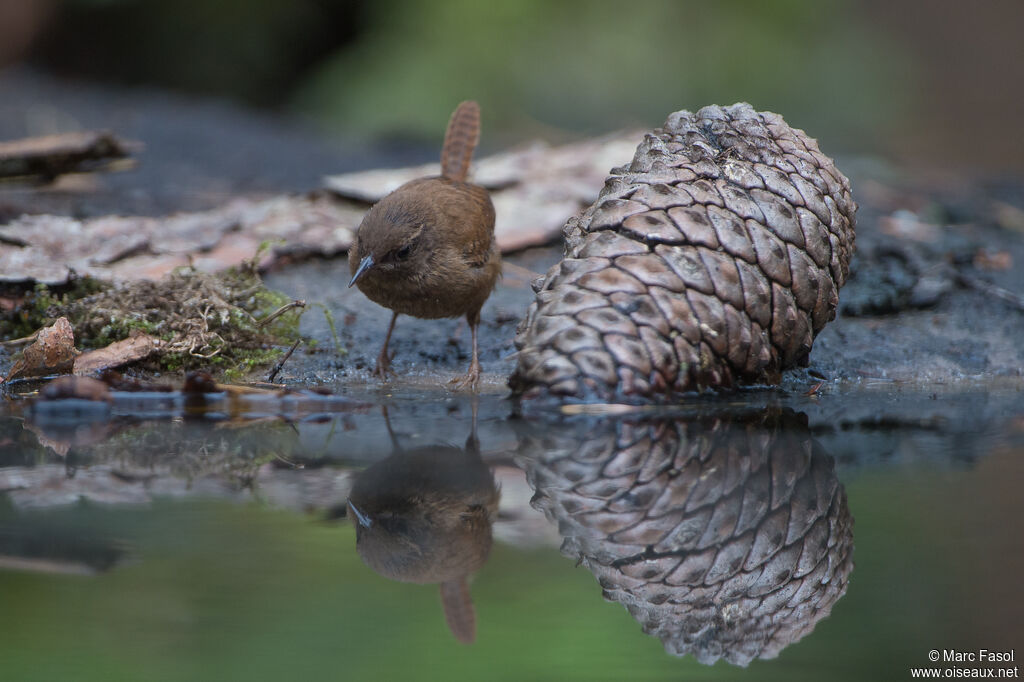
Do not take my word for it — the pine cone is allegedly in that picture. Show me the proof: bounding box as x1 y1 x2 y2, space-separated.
517 409 854 666
510 103 857 401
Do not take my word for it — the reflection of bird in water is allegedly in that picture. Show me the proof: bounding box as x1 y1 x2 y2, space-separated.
346 406 499 643
516 407 853 666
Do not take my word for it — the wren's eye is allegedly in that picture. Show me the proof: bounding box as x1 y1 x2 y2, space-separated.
395 244 413 261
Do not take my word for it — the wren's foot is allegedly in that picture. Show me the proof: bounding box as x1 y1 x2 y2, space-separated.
450 317 483 391
373 349 394 380
371 312 399 381
448 360 481 392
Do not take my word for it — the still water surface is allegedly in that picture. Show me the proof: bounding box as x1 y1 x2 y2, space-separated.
0 387 1021 681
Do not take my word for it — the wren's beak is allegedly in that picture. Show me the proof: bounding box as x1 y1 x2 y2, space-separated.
347 501 373 528
349 254 375 288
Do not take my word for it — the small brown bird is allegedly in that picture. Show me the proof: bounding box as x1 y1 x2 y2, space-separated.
348 101 500 389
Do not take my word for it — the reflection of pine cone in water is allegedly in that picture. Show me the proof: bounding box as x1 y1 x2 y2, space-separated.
510 103 857 401
517 410 854 666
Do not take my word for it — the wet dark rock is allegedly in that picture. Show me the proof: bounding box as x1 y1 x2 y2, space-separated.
841 247 930 316
182 371 218 395
98 370 174 393
39 375 111 402
908 274 955 309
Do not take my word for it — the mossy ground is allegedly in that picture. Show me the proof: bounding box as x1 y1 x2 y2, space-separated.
1 260 303 380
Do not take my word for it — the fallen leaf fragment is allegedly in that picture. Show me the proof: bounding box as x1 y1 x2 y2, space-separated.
973 249 1012 271
73 333 162 375
4 317 77 382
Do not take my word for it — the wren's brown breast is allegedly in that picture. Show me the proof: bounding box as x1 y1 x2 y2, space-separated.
347 176 498 320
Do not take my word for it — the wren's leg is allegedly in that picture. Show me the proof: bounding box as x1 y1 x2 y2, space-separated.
464 394 480 454
374 312 398 379
449 311 481 391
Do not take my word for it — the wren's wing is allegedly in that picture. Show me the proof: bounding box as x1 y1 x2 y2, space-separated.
439 577 476 644
436 182 496 268
440 101 480 183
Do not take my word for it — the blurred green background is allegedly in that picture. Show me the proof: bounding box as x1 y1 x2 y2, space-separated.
2 0 1022 169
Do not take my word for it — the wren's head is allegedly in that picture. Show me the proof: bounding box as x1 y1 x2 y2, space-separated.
348 180 438 289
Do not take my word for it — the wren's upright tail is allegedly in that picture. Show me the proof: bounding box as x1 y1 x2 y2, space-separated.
440 101 480 183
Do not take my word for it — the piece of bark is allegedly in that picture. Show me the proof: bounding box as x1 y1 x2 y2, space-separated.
73 333 162 375
0 192 361 284
4 317 77 382
0 131 134 182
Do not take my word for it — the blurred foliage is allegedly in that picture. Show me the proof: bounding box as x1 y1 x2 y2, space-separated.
292 0 915 151
37 0 915 154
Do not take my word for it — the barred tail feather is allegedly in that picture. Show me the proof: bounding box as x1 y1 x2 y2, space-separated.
439 578 476 644
440 101 480 182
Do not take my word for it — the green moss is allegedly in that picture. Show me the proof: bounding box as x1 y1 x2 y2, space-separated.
316 304 346 355
2 262 304 380
0 277 110 340
95 316 161 347
222 348 285 382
